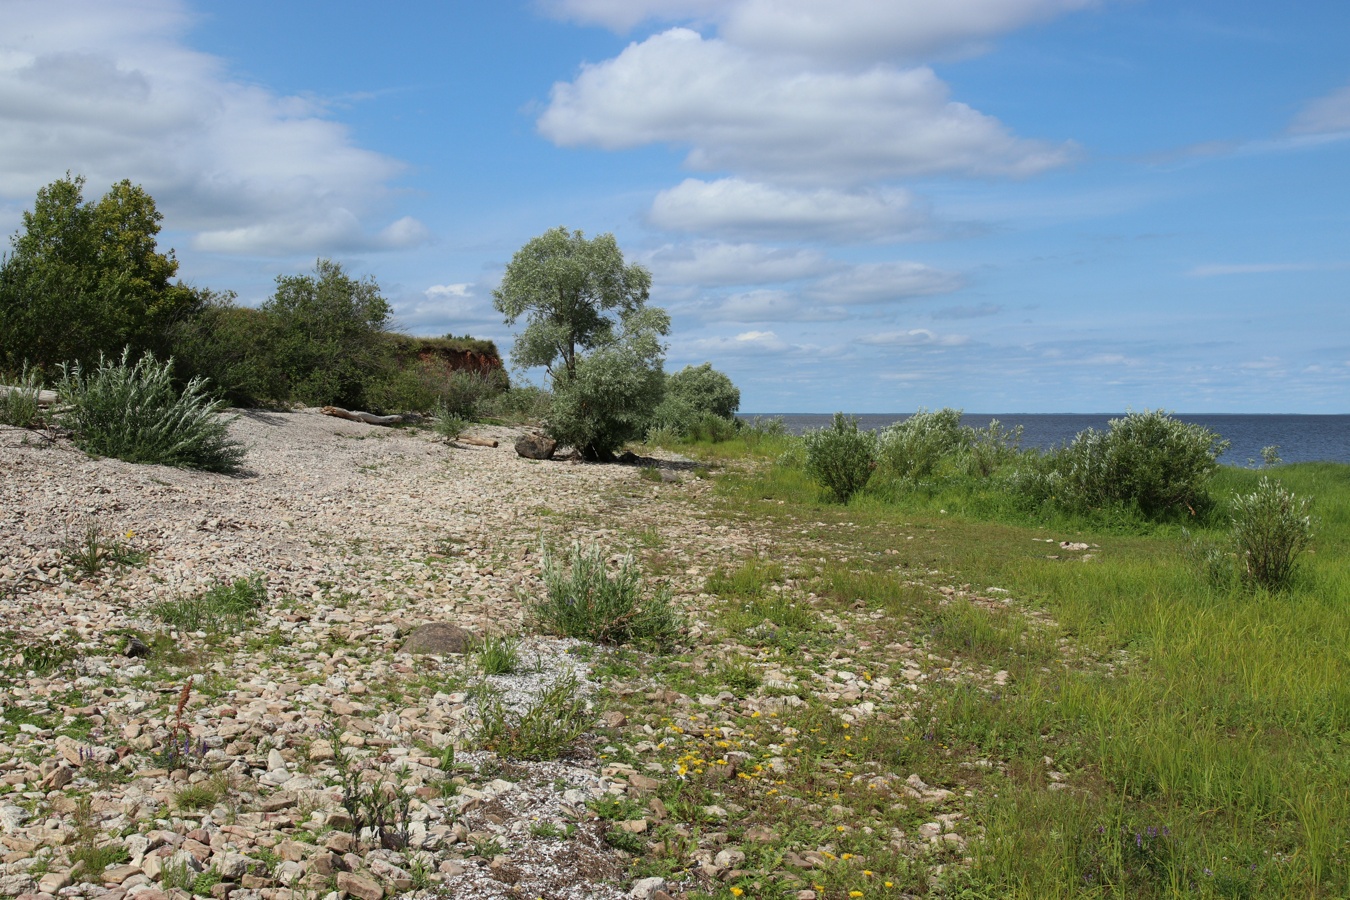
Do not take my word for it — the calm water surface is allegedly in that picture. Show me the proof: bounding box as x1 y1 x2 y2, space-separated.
740 413 1350 465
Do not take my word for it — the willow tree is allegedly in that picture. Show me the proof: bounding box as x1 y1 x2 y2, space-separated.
493 227 668 459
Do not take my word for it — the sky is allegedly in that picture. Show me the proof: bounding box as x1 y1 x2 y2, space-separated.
1 0 1348 413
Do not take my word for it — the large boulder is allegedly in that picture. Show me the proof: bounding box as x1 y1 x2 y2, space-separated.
515 433 557 460
400 622 473 655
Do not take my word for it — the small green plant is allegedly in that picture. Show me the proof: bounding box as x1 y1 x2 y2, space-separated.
172 773 229 811
150 574 267 632
1230 477 1315 590
435 406 468 442
532 542 682 649
328 735 414 849
58 349 245 473
529 821 571 839
1261 444 1283 467
474 672 595 760
477 634 523 675
63 525 146 577
0 365 45 428
803 413 877 503
604 826 646 853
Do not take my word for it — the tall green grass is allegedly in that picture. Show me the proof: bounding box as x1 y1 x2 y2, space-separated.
703 432 1350 897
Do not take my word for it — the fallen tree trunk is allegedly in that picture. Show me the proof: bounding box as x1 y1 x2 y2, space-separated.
321 406 411 426
0 386 58 406
458 435 499 448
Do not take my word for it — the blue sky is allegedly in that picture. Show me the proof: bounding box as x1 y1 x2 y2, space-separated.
2 1 1347 412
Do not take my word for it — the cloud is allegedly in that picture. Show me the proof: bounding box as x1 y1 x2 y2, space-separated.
388 282 502 334
1290 83 1350 135
689 329 801 356
541 0 1098 63
649 178 928 241
858 328 969 347
645 240 831 285
806 261 965 304
538 28 1077 184
700 289 850 323
0 0 424 256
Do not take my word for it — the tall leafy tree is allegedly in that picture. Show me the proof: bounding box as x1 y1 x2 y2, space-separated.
0 174 196 371
494 227 669 459
261 258 392 408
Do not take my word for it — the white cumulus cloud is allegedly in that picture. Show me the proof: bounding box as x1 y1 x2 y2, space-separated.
0 0 426 256
542 0 1098 63
538 28 1077 184
649 178 928 242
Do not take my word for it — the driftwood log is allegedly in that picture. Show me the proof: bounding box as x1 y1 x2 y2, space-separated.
321 406 413 426
457 435 499 448
0 386 58 406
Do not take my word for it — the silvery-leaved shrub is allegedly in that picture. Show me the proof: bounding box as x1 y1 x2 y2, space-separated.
876 407 969 481
1031 410 1229 519
58 349 244 473
803 413 877 503
1229 477 1314 590
532 542 681 649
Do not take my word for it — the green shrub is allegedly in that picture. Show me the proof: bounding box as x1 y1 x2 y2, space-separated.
532 542 681 648
961 419 1024 478
686 411 739 443
438 369 507 419
547 344 666 461
477 634 523 675
1230 477 1314 590
1014 411 1229 519
167 296 288 407
803 413 877 503
481 385 552 424
651 362 741 438
876 408 969 481
435 408 468 442
0 365 45 428
58 350 245 473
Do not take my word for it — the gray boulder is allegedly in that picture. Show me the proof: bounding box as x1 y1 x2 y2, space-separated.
400 622 473 655
515 433 557 460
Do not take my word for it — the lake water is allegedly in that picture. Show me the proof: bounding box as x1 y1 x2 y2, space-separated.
739 413 1350 466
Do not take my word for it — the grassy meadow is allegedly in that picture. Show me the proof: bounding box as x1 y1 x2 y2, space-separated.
652 426 1348 899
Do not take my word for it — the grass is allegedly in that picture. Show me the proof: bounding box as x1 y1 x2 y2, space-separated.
651 430 1350 898
531 541 682 649
150 574 267 632
474 672 596 760
63 525 146 577
476 633 523 675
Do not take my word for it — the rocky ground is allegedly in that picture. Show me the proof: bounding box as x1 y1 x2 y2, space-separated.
0 410 1023 900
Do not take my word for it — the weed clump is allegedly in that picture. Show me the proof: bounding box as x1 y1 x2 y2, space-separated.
1230 477 1315 590
803 413 877 503
58 349 245 473
151 574 266 632
0 365 45 428
532 542 681 649
474 672 594 759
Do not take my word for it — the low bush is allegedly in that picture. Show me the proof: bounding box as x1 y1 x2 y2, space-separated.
481 385 552 424
1013 410 1228 520
532 542 681 648
876 407 969 481
58 350 245 473
438 369 507 419
1230 477 1315 590
434 408 468 442
0 365 45 428
803 413 877 503
477 634 523 675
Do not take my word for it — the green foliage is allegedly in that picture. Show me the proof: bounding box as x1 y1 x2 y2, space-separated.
167 296 288 406
58 349 245 473
260 259 392 408
493 226 654 378
476 634 523 675
547 335 667 460
0 365 45 428
63 525 145 577
481 384 553 424
474 672 595 760
434 409 468 442
876 407 969 481
532 542 682 648
0 175 197 372
151 575 267 632
1230 477 1315 590
652 362 741 438
803 413 877 503
1014 410 1229 520
495 228 669 459
436 369 508 419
